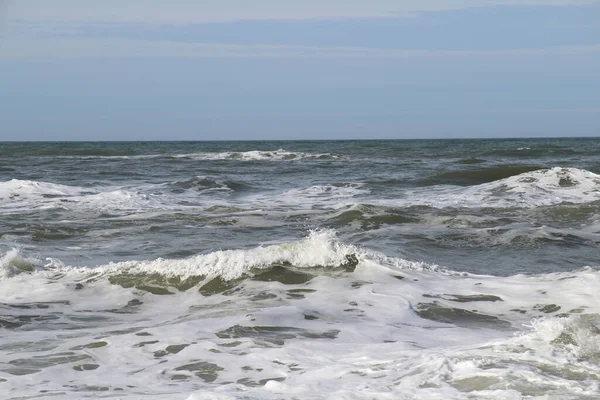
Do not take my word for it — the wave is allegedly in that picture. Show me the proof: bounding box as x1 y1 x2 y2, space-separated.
254 183 369 210
4 168 598 216
360 312 600 398
525 314 600 361
327 204 419 230
176 149 344 161
0 230 357 282
3 230 600 399
3 228 598 290
59 149 344 161
243 167 600 211
0 248 41 279
0 179 152 213
0 179 83 198
0 230 444 295
169 176 252 194
483 145 578 158
421 313 600 396
282 183 368 199
406 167 600 208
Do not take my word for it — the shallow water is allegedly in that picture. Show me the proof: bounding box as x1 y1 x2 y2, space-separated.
1 138 600 399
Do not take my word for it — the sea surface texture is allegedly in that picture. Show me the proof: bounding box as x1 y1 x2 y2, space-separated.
1 138 600 400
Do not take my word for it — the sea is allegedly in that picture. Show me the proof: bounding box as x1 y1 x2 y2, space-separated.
1 138 600 400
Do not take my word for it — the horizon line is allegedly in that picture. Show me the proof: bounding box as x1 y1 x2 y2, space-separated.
2 136 599 143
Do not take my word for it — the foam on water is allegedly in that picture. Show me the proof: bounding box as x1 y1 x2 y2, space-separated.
1 231 600 399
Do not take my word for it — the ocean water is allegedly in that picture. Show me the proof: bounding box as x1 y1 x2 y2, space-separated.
1 138 600 399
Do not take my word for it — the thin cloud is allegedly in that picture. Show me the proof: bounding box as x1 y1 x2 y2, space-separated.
3 0 599 24
2 37 599 59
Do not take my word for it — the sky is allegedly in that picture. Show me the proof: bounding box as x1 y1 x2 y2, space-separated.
0 0 599 140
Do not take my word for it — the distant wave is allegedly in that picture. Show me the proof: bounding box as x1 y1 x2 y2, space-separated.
174 149 344 161
483 145 578 158
59 149 344 161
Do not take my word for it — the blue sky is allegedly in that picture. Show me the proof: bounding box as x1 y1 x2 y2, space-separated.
1 0 599 140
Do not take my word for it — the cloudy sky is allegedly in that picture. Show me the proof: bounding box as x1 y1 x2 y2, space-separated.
1 0 599 140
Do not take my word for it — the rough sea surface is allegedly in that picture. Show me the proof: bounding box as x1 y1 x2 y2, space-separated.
1 138 600 399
